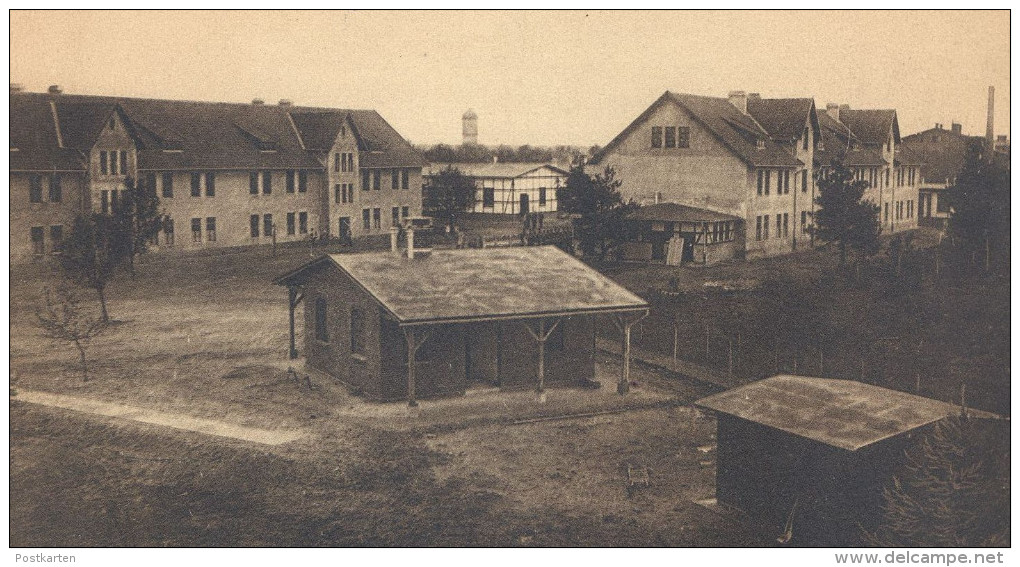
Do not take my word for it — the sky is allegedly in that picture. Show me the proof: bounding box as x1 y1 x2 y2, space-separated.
9 10 1011 147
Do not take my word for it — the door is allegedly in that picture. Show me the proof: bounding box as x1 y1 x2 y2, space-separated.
519 193 530 216
339 217 352 244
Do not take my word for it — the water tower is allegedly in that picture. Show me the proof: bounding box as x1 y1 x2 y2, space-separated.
462 109 478 145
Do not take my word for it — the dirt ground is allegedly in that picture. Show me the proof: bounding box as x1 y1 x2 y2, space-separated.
10 245 761 547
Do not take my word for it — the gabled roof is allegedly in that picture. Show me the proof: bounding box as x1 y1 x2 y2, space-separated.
288 108 427 169
894 145 925 166
423 162 569 179
814 112 886 167
275 246 648 325
746 97 819 144
590 91 803 168
840 109 899 146
696 375 996 452
628 202 741 223
9 91 425 172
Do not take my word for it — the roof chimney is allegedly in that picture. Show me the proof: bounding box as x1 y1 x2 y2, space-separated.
748 92 761 100
278 99 293 107
826 103 840 122
728 90 747 114
47 85 62 95
951 122 962 135
252 98 265 105
9 83 24 94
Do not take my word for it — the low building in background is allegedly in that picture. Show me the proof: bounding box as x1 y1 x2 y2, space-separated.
622 202 743 265
900 123 984 227
423 162 569 216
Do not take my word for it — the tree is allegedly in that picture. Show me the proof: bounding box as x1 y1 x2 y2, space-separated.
57 213 125 322
114 176 167 275
813 160 881 266
945 143 1010 272
869 417 1009 547
37 285 108 381
422 166 476 230
557 165 637 263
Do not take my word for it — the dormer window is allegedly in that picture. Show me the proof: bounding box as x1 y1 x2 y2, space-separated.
756 138 765 149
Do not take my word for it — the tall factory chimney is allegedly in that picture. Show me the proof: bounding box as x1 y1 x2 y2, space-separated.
985 86 995 161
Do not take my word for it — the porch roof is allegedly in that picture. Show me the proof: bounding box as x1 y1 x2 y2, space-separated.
275 245 648 325
629 203 742 224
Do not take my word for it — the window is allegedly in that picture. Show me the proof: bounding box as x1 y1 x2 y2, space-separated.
162 172 174 198
401 169 409 190
250 214 260 238
764 170 771 195
349 307 365 355
100 190 110 213
347 184 354 203
362 208 371 230
392 169 399 190
299 171 308 193
678 126 690 148
46 225 63 253
263 171 272 194
763 214 770 239
776 215 782 238
334 153 341 173
120 150 127 175
483 187 495 208
802 128 809 150
783 171 790 194
756 170 764 196
286 170 296 193
651 127 662 148
100 151 109 175
299 211 308 234
264 214 273 237
755 216 762 241
29 175 43 203
392 207 400 227
783 213 789 237
206 217 217 241
539 187 547 206
315 297 329 343
164 218 175 246
801 170 808 193
884 202 889 223
373 170 381 190
191 173 201 197
30 226 44 254
287 212 296 235
362 170 370 191
372 208 381 229
205 173 215 197
250 172 259 195
335 184 342 204
885 169 891 187
664 127 676 148
110 151 119 176
191 218 202 242
401 206 409 218
347 153 355 172
801 211 809 234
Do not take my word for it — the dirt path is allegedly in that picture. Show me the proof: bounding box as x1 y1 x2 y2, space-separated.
13 389 305 445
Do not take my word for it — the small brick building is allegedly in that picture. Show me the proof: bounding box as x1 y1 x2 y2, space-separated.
276 244 648 403
696 376 993 546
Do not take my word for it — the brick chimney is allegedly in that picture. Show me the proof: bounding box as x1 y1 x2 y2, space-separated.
252 98 265 105
986 86 995 159
47 84 62 95
278 99 293 107
9 83 24 94
728 91 747 114
951 122 962 135
826 103 841 122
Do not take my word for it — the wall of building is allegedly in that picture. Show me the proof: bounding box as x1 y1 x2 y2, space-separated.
595 100 751 216
9 172 87 262
353 167 423 238
470 169 565 215
89 110 138 211
744 166 809 259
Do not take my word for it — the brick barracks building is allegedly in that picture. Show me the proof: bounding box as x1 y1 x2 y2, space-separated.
9 85 426 263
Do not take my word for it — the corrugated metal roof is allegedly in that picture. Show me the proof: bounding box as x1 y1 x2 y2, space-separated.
276 246 648 325
628 202 742 223
423 162 569 179
696 375 993 451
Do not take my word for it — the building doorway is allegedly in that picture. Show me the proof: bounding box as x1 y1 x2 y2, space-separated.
339 217 352 245
519 193 530 216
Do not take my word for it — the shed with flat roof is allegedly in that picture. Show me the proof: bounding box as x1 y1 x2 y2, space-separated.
276 245 648 404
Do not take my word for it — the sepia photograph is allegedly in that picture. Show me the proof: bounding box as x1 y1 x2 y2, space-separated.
7 8 1012 560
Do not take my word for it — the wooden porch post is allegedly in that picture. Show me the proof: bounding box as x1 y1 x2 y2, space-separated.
404 327 429 407
613 311 649 395
523 318 561 398
287 286 304 359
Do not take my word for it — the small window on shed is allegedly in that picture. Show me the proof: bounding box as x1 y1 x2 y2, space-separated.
315 297 329 343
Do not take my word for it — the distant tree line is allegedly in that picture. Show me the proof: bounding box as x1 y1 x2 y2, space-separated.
418 143 600 166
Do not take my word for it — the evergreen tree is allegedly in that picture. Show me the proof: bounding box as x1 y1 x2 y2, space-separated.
422 166 476 230
945 143 1010 272
557 165 636 263
813 160 881 266
56 213 124 322
114 176 168 275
